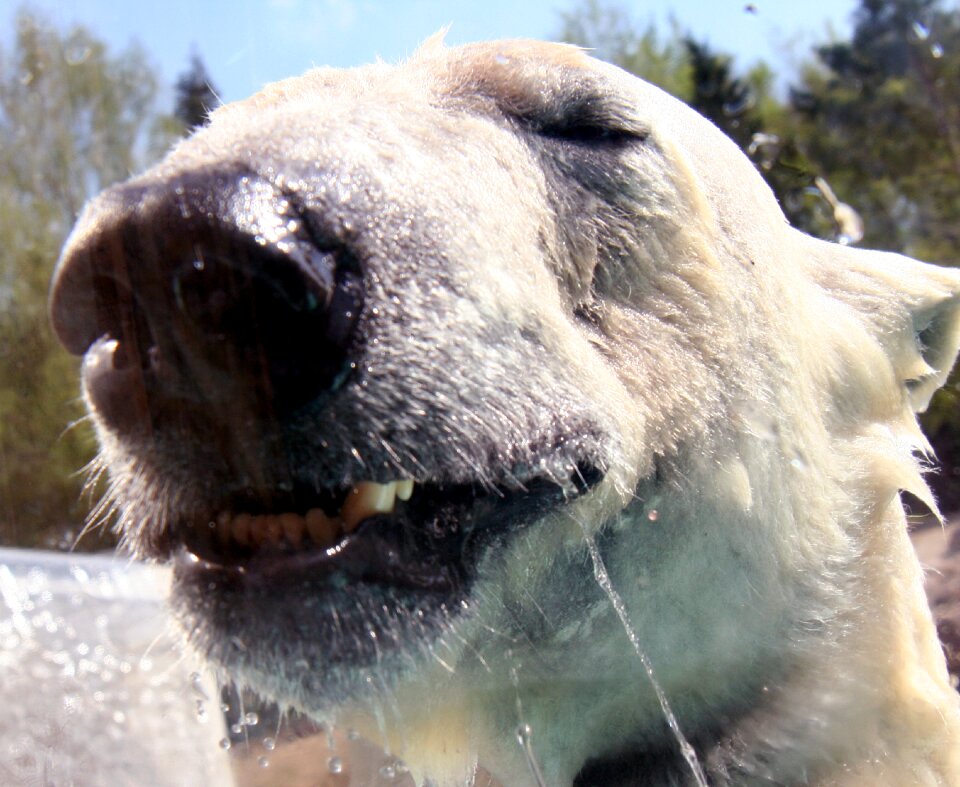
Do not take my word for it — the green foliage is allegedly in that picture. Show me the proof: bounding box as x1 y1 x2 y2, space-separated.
0 11 179 549
792 0 960 261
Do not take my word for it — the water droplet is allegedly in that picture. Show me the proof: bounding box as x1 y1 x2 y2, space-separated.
515 723 546 787
218 737 231 750
65 43 92 65
931 43 944 58
583 532 708 786
647 509 659 522
328 756 343 774
219 702 231 712
516 723 532 746
262 737 276 751
911 21 930 40
230 723 243 735
722 92 755 117
379 764 397 780
243 711 259 726
258 756 270 768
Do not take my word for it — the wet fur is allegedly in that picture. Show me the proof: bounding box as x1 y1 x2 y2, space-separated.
54 40 960 785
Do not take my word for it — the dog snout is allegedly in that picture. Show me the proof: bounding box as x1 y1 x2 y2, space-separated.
49 171 366 432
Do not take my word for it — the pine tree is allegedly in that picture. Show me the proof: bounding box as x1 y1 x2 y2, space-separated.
174 52 220 130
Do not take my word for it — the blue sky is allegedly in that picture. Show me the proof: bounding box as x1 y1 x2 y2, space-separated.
12 0 857 102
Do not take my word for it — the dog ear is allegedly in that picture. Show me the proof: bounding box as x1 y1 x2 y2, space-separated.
809 243 960 413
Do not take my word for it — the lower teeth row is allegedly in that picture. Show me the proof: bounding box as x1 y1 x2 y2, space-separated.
210 480 415 549
214 508 344 549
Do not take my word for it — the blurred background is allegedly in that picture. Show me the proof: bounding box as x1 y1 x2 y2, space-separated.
0 0 957 548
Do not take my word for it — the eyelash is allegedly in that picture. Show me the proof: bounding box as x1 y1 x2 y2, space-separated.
538 122 645 146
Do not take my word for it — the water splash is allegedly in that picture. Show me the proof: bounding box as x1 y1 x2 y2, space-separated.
508 654 547 787
582 533 709 787
516 723 547 787
814 176 864 245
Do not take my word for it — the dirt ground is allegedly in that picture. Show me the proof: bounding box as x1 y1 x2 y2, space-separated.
911 517 960 688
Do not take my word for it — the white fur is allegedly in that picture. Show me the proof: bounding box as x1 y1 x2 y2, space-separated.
54 41 960 786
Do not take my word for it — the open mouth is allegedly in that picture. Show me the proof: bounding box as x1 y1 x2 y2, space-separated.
177 462 604 591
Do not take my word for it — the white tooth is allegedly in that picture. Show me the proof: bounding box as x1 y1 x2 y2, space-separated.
279 513 304 547
233 513 252 546
395 479 414 501
341 482 397 532
305 508 339 547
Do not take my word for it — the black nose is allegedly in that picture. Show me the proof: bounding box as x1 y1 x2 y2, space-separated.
49 171 364 429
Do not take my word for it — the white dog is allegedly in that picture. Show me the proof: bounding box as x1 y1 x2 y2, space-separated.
50 39 960 785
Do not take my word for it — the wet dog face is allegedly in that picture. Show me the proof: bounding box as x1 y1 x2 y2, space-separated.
49 39 960 786
50 40 658 705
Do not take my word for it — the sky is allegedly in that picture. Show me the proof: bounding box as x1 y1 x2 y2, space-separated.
8 0 859 103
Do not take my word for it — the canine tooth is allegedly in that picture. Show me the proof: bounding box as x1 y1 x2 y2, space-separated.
305 508 339 547
395 479 414 501
279 513 304 547
341 482 397 532
233 513 252 546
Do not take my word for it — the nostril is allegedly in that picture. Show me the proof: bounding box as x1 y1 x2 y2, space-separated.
82 337 150 435
165 239 365 414
50 171 368 424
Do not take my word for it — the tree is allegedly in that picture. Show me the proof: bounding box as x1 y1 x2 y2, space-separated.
0 11 177 549
174 51 221 130
792 0 960 259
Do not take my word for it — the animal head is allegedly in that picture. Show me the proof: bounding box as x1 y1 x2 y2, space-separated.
50 40 960 785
